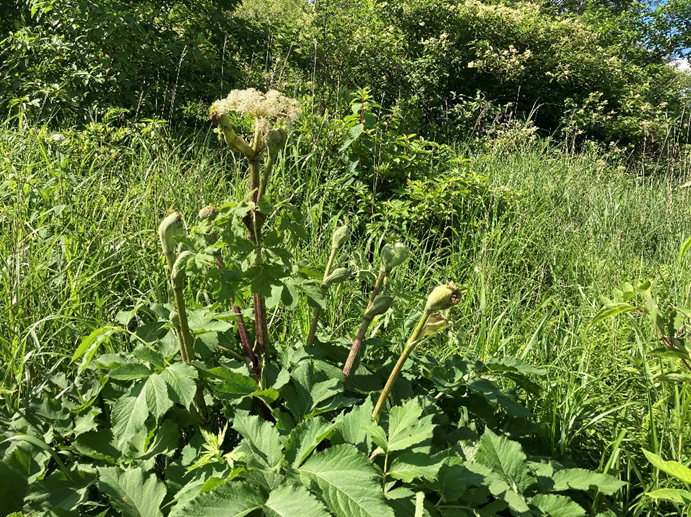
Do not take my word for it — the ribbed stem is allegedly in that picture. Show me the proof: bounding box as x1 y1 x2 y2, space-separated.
307 246 339 347
368 270 387 309
372 309 430 420
172 285 208 421
172 287 196 362
343 317 373 378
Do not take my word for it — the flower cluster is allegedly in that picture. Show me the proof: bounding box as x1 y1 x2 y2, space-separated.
210 88 300 125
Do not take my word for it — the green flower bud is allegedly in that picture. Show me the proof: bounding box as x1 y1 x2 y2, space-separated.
364 294 395 320
169 310 180 327
265 128 287 160
199 205 219 246
421 313 447 337
322 267 352 289
425 282 462 312
171 251 193 290
198 205 218 221
380 242 409 273
159 212 184 268
332 225 350 249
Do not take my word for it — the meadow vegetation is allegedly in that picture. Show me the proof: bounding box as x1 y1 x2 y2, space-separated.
2 0 691 514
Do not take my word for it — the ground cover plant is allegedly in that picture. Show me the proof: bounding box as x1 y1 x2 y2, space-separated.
0 90 637 516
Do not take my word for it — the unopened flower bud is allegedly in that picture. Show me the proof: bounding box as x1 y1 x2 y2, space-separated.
380 242 409 273
425 282 462 312
171 251 193 290
198 205 218 221
209 109 231 128
169 310 180 327
332 225 350 249
322 267 352 289
159 212 184 269
422 313 447 337
265 128 287 159
364 294 395 320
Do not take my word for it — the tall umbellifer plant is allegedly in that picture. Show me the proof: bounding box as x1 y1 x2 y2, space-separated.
342 242 409 377
159 212 208 420
372 281 462 420
208 89 299 361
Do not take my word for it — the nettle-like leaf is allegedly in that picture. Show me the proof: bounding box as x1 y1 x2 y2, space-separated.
474 428 533 511
336 397 374 451
97 466 166 517
281 361 343 420
111 383 149 448
298 444 395 517
233 413 284 468
144 373 174 420
160 362 198 409
388 453 445 483
367 399 434 454
285 417 338 468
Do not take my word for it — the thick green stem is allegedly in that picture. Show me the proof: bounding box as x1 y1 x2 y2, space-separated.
372 309 431 420
343 317 374 378
258 155 275 201
171 286 208 421
307 246 339 347
172 287 195 362
368 270 387 309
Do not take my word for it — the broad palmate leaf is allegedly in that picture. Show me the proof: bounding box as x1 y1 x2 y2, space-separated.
298 444 394 517
98 466 166 517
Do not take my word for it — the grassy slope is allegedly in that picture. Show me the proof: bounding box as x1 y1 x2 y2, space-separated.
2 125 691 513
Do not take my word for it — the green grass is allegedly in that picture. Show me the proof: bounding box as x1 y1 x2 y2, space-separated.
2 122 691 513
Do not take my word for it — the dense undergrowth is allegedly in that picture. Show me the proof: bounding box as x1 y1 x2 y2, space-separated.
2 99 691 514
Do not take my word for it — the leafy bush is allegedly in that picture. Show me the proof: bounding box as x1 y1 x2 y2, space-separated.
310 0 690 152
0 0 263 124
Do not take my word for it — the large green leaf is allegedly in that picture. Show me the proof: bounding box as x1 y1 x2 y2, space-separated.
282 362 342 420
531 494 586 516
98 466 166 517
475 428 530 492
233 413 284 468
180 481 265 516
263 483 331 517
285 417 337 468
386 400 435 452
551 468 625 495
145 373 174 420
299 444 394 517
111 384 149 447
160 362 198 409
642 450 691 484
388 453 444 483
